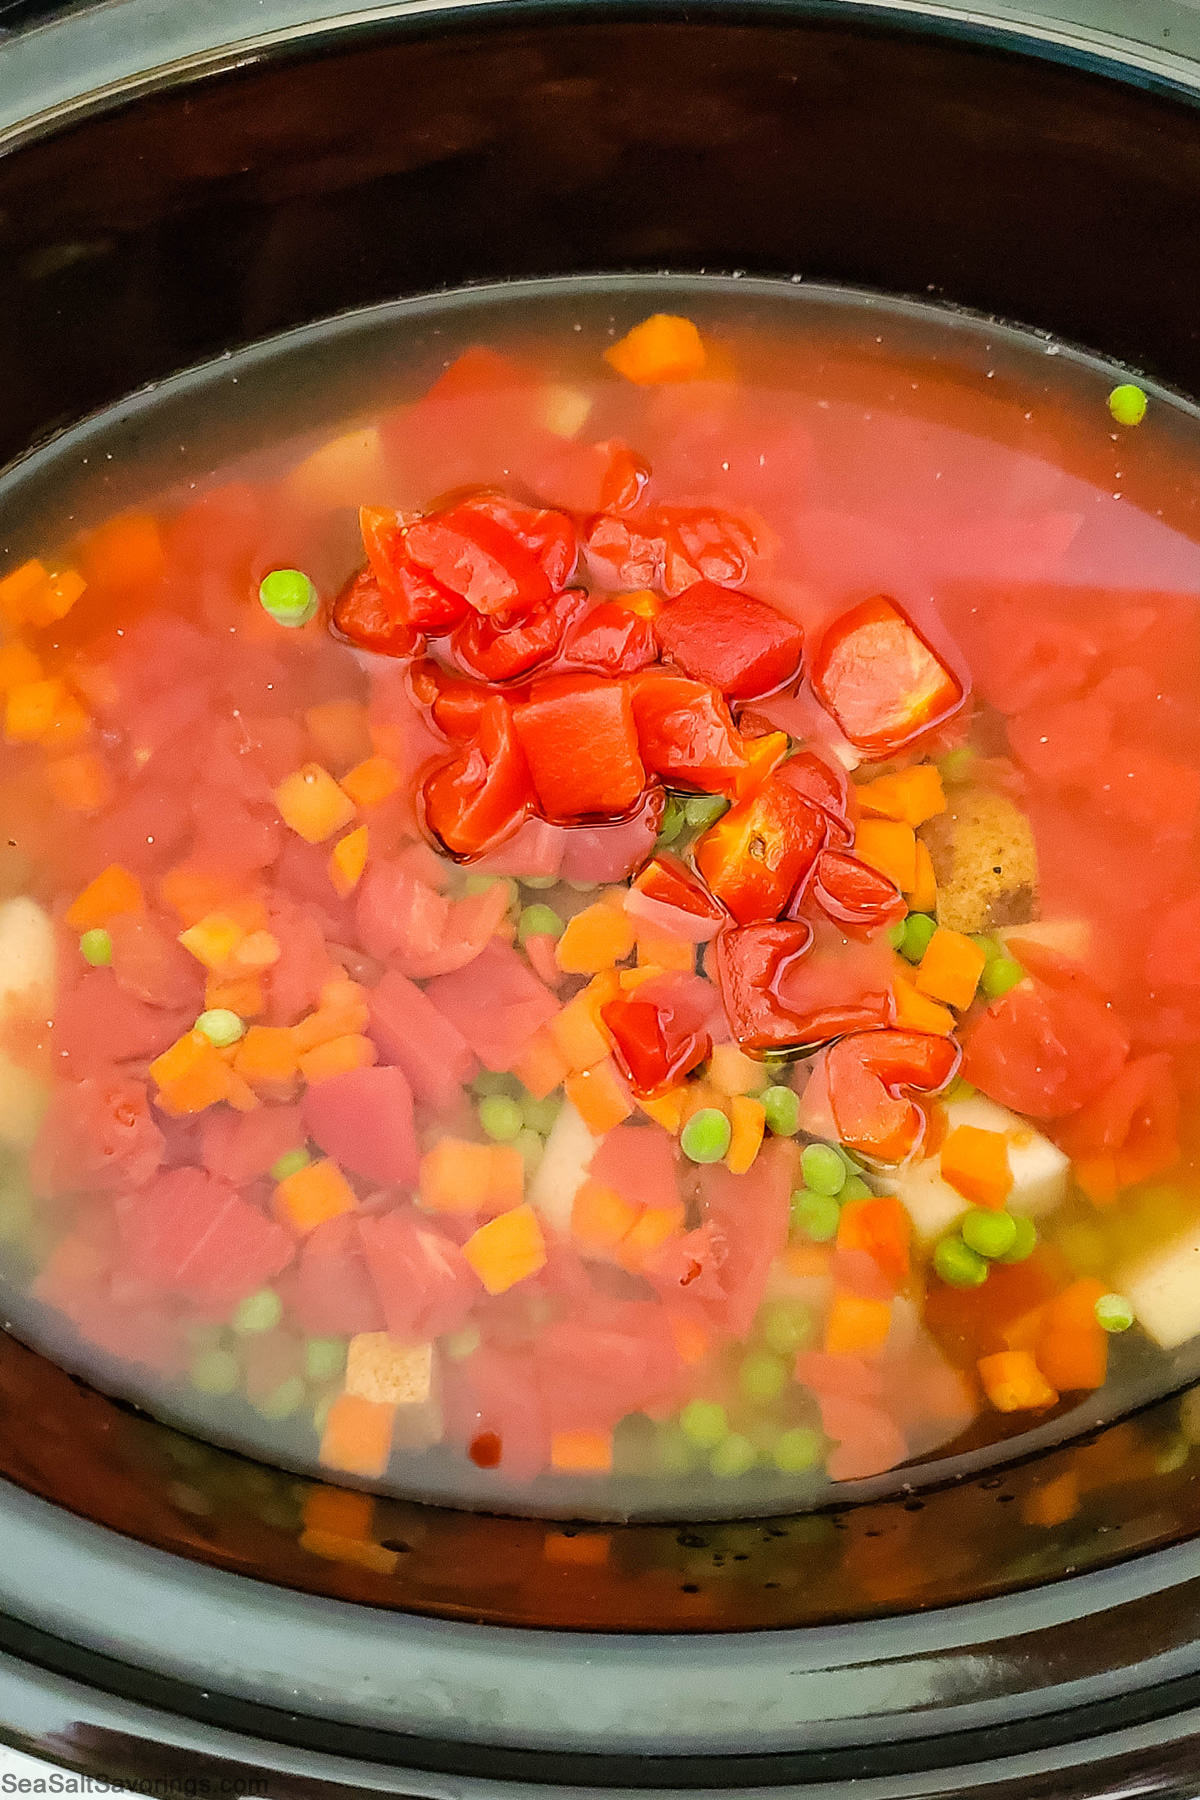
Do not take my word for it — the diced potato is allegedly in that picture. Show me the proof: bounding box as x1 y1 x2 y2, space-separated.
0 896 54 1012
1117 1226 1200 1350
0 1051 49 1149
282 426 387 512
345 1334 441 1449
538 384 593 439
880 1155 969 1247
880 1093 1068 1246
529 1098 599 1231
998 918 1093 963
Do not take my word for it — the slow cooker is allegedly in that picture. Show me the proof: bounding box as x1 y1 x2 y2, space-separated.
3 0 1200 1793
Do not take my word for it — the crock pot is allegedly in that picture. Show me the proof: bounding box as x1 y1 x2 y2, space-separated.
3 1 1200 1793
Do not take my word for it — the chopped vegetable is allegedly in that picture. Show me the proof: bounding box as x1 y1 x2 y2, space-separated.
653 582 804 699
274 1157 358 1235
555 901 636 974
259 568 318 627
462 1202 547 1293
726 1093 766 1173
79 928 112 967
195 1008 246 1048
916 926 988 1010
940 1123 1013 1209
605 313 707 385
934 1236 989 1289
761 1084 800 1136
694 777 825 925
799 1143 846 1197
1095 1292 1135 1333
681 1107 732 1164
514 675 645 820
857 764 946 828
977 1350 1058 1413
275 763 358 844
1108 383 1147 426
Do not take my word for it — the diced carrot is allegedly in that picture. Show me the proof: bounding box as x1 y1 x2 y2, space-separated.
65 862 144 931
618 963 664 991
328 826 369 899
782 1243 833 1279
0 561 52 631
223 1066 262 1113
462 1202 547 1294
556 902 636 975
565 1058 634 1135
150 1031 236 1116
857 765 946 828
618 1201 685 1271
512 1026 569 1102
735 730 789 801
892 974 955 1035
158 864 243 928
836 1196 912 1289
298 1033 378 1085
907 839 938 912
302 1485 375 1539
916 926 987 1009
679 1081 725 1125
550 1428 613 1473
550 993 612 1075
604 314 707 385
304 699 372 774
634 924 695 972
81 513 164 592
205 972 265 1018
707 1043 766 1097
41 690 91 750
1020 1471 1079 1529
274 1156 357 1235
318 1392 395 1479
293 991 371 1054
613 589 660 619
0 641 42 694
637 1087 686 1133
668 1312 710 1364
340 754 402 809
275 762 357 844
726 1093 766 1174
5 677 69 744
299 1530 399 1575
1036 1277 1108 1392
178 910 245 973
571 1179 640 1252
977 1349 1058 1413
544 1529 611 1564
234 1024 300 1089
824 1291 893 1355
854 819 919 894
46 750 112 813
419 1138 523 1216
229 929 281 973
940 1124 1013 1209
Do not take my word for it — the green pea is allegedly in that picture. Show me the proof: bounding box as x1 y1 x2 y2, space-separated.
790 1188 840 1243
513 1127 545 1175
684 793 729 832
934 1236 989 1289
259 567 318 627
998 1214 1038 1264
886 919 908 952
759 1297 815 1357
479 1094 524 1142
900 913 938 964
79 927 112 967
1095 1291 1135 1333
270 1147 310 1183
970 933 1002 962
518 903 564 945
740 1348 788 1403
254 1375 306 1420
195 1007 246 1048
938 747 975 783
304 1336 346 1381
982 957 1025 999
442 1324 481 1361
521 874 558 891
190 1348 240 1395
520 1092 561 1135
710 1432 757 1478
773 1425 823 1473
681 1107 732 1164
839 1174 872 1202
1108 382 1148 427
800 1143 846 1197
658 796 688 845
961 1208 1018 1260
232 1288 283 1336
679 1398 728 1447
761 1084 800 1137
464 873 518 906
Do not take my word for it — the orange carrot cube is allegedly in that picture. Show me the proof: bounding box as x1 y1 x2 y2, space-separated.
0 560 52 630
907 839 938 912
604 314 706 385
565 1058 634 1135
617 1201 685 1271
318 1392 395 1478
328 825 369 899
205 972 265 1018
418 1138 523 1216
274 1156 357 1235
892 974 955 1036
824 1291 893 1356
339 754 401 809
229 929 282 973
940 1124 1013 1209
555 902 636 975
550 993 611 1074
571 1180 640 1253
550 1428 613 1473
81 513 164 592
47 750 112 813
65 862 144 931
302 1485 375 1539
977 1349 1058 1413
512 1026 569 1101
634 925 694 972
636 1088 686 1133
5 677 69 744
916 926 987 1009
725 1093 766 1175
854 819 919 894
150 1030 236 1115
462 1203 547 1294
303 698 372 773
178 910 245 973
298 1033 377 1084
234 1024 300 1089
857 764 946 828
275 762 357 843
0 641 42 694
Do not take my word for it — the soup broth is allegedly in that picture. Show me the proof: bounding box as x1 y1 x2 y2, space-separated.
1 277 1198 1520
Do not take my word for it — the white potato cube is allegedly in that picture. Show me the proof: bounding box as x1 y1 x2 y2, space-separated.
282 425 387 511
945 1094 1069 1218
1117 1227 1200 1350
0 897 54 1013
881 1156 969 1246
538 384 593 439
529 1098 599 1232
346 1334 433 1406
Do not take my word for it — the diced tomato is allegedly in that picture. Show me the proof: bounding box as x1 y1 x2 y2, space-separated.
404 503 552 618
589 1122 679 1211
107 912 204 1010
286 1212 384 1337
331 566 425 657
629 671 747 794
694 777 826 925
653 582 803 699
811 597 965 755
423 696 532 858
837 1195 912 1290
826 1029 958 1161
585 505 760 597
368 969 478 1113
534 1312 681 1433
775 750 851 829
30 1075 165 1198
359 1209 480 1339
557 790 663 885
452 588 587 684
713 920 813 1053
513 675 645 821
52 970 191 1076
820 1395 908 1481
1054 1053 1180 1200
302 1065 418 1188
962 978 1130 1119
473 815 565 881
356 858 511 978
359 507 468 633
266 904 337 1026
201 1105 306 1188
117 1166 294 1304
559 601 658 677
459 494 578 593
425 938 559 1071
697 1141 792 1337
734 924 895 1053
811 849 906 936
632 854 728 926
602 982 712 1095
528 437 650 516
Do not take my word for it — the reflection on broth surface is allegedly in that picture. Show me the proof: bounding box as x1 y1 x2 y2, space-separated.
0 277 1198 1520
